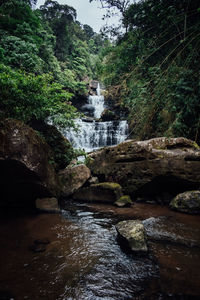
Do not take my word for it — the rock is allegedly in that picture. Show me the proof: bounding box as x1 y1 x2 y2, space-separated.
73 182 123 203
88 176 99 185
0 118 60 208
58 164 91 197
143 216 200 247
29 119 74 171
114 195 133 207
169 190 200 214
100 108 117 121
116 220 148 253
89 80 98 90
36 197 60 213
80 104 95 117
89 80 99 95
88 137 200 201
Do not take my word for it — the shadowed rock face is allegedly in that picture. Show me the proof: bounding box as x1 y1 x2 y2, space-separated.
73 182 123 203
88 137 200 201
0 119 60 208
59 164 91 197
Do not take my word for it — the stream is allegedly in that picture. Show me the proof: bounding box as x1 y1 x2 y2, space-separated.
1 202 200 300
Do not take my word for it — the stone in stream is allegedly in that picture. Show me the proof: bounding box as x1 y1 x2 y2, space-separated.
73 182 123 203
58 164 91 197
114 195 133 207
169 190 200 214
88 137 200 202
116 220 148 253
142 216 200 248
36 197 60 213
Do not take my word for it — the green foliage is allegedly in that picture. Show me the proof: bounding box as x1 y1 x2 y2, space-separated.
0 64 79 128
0 35 43 72
98 0 200 143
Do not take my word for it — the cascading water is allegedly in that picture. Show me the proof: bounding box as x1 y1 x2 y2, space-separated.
65 83 128 152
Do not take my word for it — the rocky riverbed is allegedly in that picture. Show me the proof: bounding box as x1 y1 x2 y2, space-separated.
1 202 200 300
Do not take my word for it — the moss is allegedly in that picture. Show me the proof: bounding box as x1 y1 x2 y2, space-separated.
115 195 132 207
193 142 200 149
170 191 200 214
97 182 122 190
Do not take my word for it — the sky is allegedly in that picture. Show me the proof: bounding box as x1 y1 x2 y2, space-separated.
36 0 120 33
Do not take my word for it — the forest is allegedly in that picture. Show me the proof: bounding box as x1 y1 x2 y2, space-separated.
1 1 200 299
1 0 199 146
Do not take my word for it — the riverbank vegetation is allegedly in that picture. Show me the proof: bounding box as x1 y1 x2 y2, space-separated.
95 0 200 143
0 0 104 128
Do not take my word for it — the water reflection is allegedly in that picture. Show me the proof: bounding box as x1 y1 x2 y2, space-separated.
59 205 158 300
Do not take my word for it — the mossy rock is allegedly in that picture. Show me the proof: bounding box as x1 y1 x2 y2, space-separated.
116 220 148 253
170 190 200 214
73 182 123 203
114 195 133 207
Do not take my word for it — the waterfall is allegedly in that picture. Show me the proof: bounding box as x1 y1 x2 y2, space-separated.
64 83 128 152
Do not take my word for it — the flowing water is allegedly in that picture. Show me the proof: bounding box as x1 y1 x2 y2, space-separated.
1 203 200 300
65 83 128 152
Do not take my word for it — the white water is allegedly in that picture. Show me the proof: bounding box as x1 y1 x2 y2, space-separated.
65 83 128 152
88 83 104 119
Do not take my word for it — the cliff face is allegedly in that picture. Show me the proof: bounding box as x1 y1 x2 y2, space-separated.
0 119 61 208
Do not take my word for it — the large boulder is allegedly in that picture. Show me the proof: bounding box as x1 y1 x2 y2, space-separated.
116 220 148 253
73 182 123 203
169 190 200 214
88 137 200 201
0 119 60 208
58 164 91 197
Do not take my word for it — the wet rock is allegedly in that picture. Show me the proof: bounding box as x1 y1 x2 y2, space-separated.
0 118 60 208
170 191 200 214
89 80 99 95
143 216 200 247
88 137 200 200
100 108 117 121
73 182 123 203
58 164 91 197
116 220 148 253
80 104 95 117
114 195 133 207
89 80 98 90
88 176 99 185
36 197 60 213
